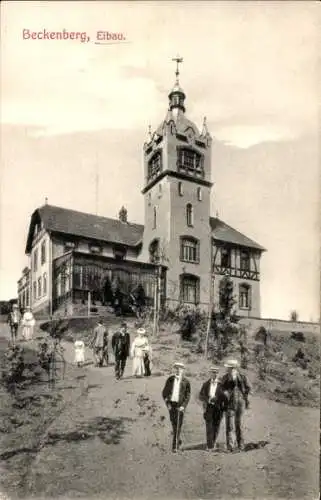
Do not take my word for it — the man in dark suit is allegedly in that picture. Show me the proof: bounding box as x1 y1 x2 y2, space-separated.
199 366 227 451
220 359 251 452
111 322 130 379
162 362 191 452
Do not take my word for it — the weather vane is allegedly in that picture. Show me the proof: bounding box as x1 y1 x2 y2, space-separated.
172 54 183 82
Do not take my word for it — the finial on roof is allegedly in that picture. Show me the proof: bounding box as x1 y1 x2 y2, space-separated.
119 206 128 223
201 116 209 136
172 54 183 85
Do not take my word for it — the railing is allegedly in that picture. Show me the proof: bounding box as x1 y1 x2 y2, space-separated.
213 265 260 281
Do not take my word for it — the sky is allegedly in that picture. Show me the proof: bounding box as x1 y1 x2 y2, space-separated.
0 1 320 321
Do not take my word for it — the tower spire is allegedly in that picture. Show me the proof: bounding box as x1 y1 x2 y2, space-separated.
172 54 183 84
169 55 186 113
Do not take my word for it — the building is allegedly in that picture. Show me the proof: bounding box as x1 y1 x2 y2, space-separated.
17 267 31 311
22 61 265 318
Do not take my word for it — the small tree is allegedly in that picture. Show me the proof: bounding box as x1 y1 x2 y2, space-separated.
290 310 299 322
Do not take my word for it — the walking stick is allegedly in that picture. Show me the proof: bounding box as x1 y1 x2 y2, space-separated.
175 406 180 452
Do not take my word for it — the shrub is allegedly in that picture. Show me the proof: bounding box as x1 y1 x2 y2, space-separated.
1 345 25 393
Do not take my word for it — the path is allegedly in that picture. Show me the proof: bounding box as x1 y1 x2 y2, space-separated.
1 323 320 499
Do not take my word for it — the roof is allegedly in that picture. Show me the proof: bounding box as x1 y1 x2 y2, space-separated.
156 109 200 137
210 217 266 251
25 205 144 254
25 204 265 255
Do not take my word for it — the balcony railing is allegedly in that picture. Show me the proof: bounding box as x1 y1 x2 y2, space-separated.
213 265 260 281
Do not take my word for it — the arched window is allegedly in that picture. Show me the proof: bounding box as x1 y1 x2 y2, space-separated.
239 283 251 309
43 272 47 295
197 187 202 201
153 207 157 229
178 182 183 196
37 277 42 298
186 203 193 227
180 237 200 263
180 274 200 305
33 281 37 300
149 239 160 264
41 240 46 265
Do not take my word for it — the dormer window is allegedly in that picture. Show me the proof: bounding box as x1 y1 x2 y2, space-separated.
147 151 162 181
113 245 127 260
177 147 204 177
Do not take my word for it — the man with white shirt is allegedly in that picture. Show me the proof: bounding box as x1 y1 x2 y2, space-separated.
199 366 227 451
162 362 191 453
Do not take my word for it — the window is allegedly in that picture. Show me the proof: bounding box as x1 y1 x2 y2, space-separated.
43 273 47 295
113 245 127 260
37 277 42 298
41 241 46 265
33 282 37 300
239 284 251 309
153 207 157 229
64 241 76 252
180 274 200 305
33 249 38 272
221 248 231 268
177 148 204 176
186 203 193 227
197 187 202 201
149 239 160 264
178 182 183 196
147 151 162 181
240 250 250 271
180 237 199 263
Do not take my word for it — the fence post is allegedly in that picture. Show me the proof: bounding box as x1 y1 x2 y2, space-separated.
88 291 91 318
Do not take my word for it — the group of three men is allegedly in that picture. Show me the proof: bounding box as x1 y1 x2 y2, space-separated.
162 359 251 453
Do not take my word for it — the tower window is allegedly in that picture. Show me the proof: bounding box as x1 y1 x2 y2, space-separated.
180 274 200 305
197 187 202 201
43 272 47 295
180 237 199 263
177 147 204 177
148 193 151 206
186 203 193 227
239 283 251 309
33 281 37 300
153 207 157 229
149 239 160 264
178 182 183 196
148 151 162 181
41 240 46 265
38 277 42 298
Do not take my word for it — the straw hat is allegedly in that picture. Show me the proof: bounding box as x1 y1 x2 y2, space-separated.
137 328 146 335
209 365 220 372
224 359 240 368
173 362 185 369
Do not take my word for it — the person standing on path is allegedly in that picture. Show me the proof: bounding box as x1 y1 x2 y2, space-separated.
130 328 149 377
111 322 130 379
7 304 21 344
91 319 108 367
199 366 227 451
220 359 251 452
162 362 191 453
21 306 36 341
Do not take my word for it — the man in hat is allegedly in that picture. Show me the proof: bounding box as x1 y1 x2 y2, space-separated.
162 362 191 452
199 366 228 451
7 304 21 343
112 322 130 379
220 359 251 452
91 318 108 367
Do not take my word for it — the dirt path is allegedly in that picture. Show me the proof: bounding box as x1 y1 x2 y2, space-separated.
1 324 319 499
22 338 318 500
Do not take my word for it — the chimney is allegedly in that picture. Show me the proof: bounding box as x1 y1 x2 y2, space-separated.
119 206 128 223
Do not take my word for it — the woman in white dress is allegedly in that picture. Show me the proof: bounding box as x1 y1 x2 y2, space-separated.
131 328 149 377
21 307 36 341
74 340 85 367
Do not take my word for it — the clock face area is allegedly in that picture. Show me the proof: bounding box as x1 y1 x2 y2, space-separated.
186 128 195 144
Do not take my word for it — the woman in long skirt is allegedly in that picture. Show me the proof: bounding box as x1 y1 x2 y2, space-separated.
131 328 149 377
21 307 36 341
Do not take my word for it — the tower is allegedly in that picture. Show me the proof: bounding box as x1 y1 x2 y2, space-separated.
142 57 213 307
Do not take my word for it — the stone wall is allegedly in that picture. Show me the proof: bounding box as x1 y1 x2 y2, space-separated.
239 316 320 336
